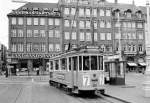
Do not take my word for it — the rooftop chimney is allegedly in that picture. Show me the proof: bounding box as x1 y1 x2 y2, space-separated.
132 0 135 5
115 0 118 4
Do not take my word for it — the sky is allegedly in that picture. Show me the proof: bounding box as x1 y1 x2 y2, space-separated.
0 0 149 48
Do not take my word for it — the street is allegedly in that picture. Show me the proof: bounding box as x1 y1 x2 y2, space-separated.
0 77 110 103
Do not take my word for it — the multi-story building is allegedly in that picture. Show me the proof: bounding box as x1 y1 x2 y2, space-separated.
7 3 62 73
7 0 146 73
0 44 7 72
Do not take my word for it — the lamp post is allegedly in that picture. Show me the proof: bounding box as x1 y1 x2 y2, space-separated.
144 0 150 97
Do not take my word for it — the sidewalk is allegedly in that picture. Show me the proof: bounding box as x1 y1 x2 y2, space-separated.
105 72 150 103
0 75 49 82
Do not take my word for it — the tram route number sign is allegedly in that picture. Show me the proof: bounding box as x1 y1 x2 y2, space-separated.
83 75 90 86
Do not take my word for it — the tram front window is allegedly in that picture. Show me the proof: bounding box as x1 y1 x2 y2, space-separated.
83 56 90 70
61 58 67 70
91 56 97 70
55 60 59 70
73 57 77 71
50 61 53 70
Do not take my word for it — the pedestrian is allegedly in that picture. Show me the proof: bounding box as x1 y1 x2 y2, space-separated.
36 68 39 76
5 68 8 78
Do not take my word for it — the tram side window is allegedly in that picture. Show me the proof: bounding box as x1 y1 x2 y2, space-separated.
99 56 103 70
91 56 97 70
69 58 71 71
50 61 53 71
73 57 78 71
79 56 82 71
61 58 67 70
83 56 90 70
55 60 59 70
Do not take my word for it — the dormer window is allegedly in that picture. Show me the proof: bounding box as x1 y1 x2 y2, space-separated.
33 7 39 11
136 11 142 18
125 9 132 18
22 7 27 11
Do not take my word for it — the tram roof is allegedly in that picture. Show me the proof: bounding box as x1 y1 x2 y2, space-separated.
49 45 104 60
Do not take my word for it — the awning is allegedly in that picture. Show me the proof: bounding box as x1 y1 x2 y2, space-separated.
139 63 146 66
127 63 137 66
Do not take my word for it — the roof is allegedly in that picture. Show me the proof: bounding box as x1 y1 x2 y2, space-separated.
7 2 61 17
17 2 58 10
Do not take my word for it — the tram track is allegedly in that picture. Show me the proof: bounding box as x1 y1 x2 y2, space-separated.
95 91 132 103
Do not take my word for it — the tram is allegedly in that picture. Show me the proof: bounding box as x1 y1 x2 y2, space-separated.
48 45 105 94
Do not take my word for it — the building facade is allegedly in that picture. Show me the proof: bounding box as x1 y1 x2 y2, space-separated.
7 0 146 73
0 44 7 72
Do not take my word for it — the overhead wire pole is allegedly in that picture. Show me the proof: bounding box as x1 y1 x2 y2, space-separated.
117 10 123 75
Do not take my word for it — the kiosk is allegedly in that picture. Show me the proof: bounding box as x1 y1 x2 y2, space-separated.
105 59 126 85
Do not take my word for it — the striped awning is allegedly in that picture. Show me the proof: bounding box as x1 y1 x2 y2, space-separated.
127 63 137 66
139 63 146 66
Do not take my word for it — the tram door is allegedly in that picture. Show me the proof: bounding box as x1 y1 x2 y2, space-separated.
71 57 78 88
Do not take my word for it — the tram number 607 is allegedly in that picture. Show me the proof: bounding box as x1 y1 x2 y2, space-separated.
83 75 90 86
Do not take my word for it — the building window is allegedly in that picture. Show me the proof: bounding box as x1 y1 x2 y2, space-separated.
49 30 53 37
80 32 85 41
106 45 112 52
27 43 32 52
100 20 105 28
138 44 143 52
127 22 131 28
64 7 70 15
71 20 76 27
33 43 40 52
48 18 53 25
132 22 136 28
101 45 105 52
18 29 24 37
72 32 77 40
123 22 127 28
18 18 23 25
106 21 111 28
128 45 132 52
131 33 136 39
86 20 90 29
71 8 76 15
40 18 45 25
106 9 111 16
100 33 105 40
41 43 46 52
18 43 24 52
137 23 143 28
55 19 60 26
85 8 90 16
126 12 131 18
93 8 97 17
33 18 38 25
49 44 53 51
11 44 17 52
138 31 144 39
132 45 136 51
11 29 17 37
106 33 111 40
115 22 120 27
94 21 97 29
64 32 70 40
79 8 84 16
55 44 60 51
79 21 85 28
86 32 91 41
94 32 97 41
33 30 39 37
11 17 16 25
27 18 32 25
100 9 105 16
64 20 70 27
115 33 120 39
27 30 32 37
40 30 46 37
55 30 60 38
